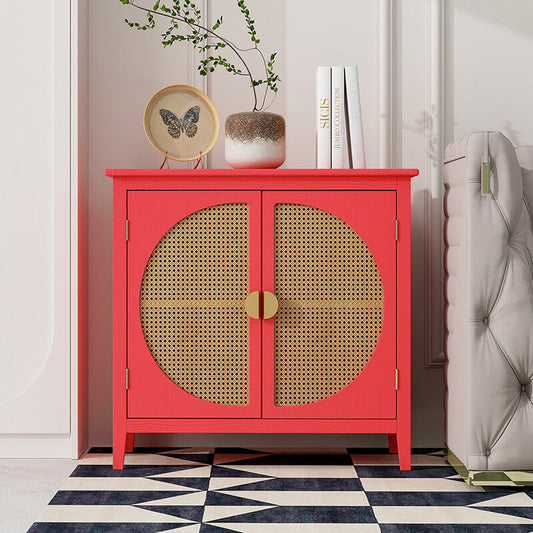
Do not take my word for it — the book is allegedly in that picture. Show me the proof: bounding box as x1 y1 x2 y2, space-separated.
331 66 345 169
344 66 366 168
316 66 331 168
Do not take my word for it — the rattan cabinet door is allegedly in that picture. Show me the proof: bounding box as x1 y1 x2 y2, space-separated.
127 191 262 418
262 191 397 419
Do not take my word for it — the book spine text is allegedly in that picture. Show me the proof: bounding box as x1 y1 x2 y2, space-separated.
331 66 345 169
316 66 331 169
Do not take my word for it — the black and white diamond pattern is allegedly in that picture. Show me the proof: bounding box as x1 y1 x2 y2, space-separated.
28 448 533 532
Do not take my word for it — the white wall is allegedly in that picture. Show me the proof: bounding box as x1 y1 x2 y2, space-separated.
87 0 533 448
87 0 190 447
444 0 533 145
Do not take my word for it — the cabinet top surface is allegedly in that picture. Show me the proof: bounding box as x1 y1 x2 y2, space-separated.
106 168 418 179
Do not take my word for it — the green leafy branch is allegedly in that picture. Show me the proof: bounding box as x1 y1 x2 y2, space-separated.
119 0 280 112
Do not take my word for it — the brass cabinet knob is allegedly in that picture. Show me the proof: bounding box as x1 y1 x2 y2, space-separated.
263 291 279 319
245 291 260 319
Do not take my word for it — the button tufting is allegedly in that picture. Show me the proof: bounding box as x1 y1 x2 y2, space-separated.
444 132 533 473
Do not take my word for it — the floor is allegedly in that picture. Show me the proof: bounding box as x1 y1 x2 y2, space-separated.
0 458 78 533
21 447 533 532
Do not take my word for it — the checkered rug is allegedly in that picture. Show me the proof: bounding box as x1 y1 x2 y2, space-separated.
29 448 533 532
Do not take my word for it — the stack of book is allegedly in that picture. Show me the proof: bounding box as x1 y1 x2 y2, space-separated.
316 66 366 169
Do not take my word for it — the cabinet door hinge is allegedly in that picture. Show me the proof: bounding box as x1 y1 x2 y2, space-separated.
395 369 399 390
126 368 129 390
125 220 129 242
395 220 399 241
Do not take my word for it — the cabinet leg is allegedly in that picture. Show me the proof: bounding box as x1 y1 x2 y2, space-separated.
113 428 126 470
388 433 398 454
125 433 135 453
397 426 411 471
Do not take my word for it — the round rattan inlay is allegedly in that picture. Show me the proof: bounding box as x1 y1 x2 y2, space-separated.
139 203 249 405
274 204 384 406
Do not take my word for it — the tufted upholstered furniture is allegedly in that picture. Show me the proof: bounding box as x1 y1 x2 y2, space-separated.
443 131 533 473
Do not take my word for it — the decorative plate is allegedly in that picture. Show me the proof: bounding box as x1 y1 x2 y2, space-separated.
143 85 220 161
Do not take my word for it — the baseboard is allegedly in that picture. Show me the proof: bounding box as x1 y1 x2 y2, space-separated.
445 445 533 487
0 434 72 458
75 444 90 460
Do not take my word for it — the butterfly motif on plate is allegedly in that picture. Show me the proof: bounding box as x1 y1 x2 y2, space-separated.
159 106 200 139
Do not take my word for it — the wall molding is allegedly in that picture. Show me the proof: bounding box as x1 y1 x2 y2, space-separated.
379 0 394 168
382 0 445 367
424 0 445 367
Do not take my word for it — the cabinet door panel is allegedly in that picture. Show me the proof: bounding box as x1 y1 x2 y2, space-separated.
262 191 397 419
127 191 261 418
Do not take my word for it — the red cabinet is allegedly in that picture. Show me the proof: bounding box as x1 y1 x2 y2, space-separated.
107 169 416 470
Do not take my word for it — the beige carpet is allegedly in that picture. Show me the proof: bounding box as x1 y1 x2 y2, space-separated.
0 458 77 533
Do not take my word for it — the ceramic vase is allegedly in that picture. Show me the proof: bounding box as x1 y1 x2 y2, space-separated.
225 111 285 169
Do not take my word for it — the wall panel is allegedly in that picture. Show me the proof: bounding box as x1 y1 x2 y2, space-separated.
0 0 72 455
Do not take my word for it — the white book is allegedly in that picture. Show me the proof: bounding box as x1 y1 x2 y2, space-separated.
316 66 331 169
331 66 345 169
344 66 366 168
